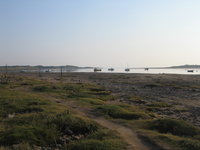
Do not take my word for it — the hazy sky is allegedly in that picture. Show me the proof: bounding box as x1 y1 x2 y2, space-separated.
1 0 200 67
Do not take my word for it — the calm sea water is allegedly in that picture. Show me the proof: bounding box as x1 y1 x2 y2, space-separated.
72 68 200 75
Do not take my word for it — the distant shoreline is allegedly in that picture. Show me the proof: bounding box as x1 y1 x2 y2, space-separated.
1 65 200 70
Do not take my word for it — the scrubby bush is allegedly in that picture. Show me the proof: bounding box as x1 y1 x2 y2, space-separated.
51 113 98 135
87 129 119 140
0 114 59 146
178 139 200 150
96 105 149 120
33 85 49 92
0 96 46 117
0 124 58 146
66 139 125 150
63 83 113 101
148 118 200 137
0 113 98 146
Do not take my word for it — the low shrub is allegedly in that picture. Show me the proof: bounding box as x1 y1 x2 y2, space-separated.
178 139 200 150
0 96 46 117
66 139 125 150
51 113 98 135
87 129 119 140
148 118 200 137
33 85 49 92
96 105 149 120
0 113 98 146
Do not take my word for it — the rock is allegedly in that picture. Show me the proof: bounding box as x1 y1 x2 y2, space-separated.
8 113 15 118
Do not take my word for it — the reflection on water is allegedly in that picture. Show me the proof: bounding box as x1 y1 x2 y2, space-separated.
73 68 200 75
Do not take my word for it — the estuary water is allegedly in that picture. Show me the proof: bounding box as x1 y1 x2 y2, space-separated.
72 68 200 75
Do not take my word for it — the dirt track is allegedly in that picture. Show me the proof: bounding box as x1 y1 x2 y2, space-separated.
53 98 160 150
95 117 149 150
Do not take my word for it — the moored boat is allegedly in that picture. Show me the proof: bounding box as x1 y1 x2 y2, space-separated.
108 68 114 71
94 68 102 72
125 68 130 72
187 70 194 73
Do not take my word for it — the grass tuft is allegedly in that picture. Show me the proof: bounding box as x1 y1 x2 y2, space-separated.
147 118 200 137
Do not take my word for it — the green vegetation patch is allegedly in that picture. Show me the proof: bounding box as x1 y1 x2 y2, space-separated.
66 139 125 150
96 105 150 120
0 112 98 146
65 129 126 150
177 138 200 150
33 84 62 93
33 85 50 92
147 118 200 137
0 90 48 117
0 75 130 149
138 129 200 150
63 83 114 101
51 113 98 135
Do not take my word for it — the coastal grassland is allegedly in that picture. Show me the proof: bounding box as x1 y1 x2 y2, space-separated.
0 74 126 150
2 73 200 150
95 103 200 150
109 74 200 149
108 111 200 150
100 108 200 150
3 73 114 106
95 104 153 120
31 81 114 107
81 73 200 150
65 129 126 150
135 120 200 150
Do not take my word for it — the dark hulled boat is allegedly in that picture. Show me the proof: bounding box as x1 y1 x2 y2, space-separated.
108 68 114 71
94 68 102 72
